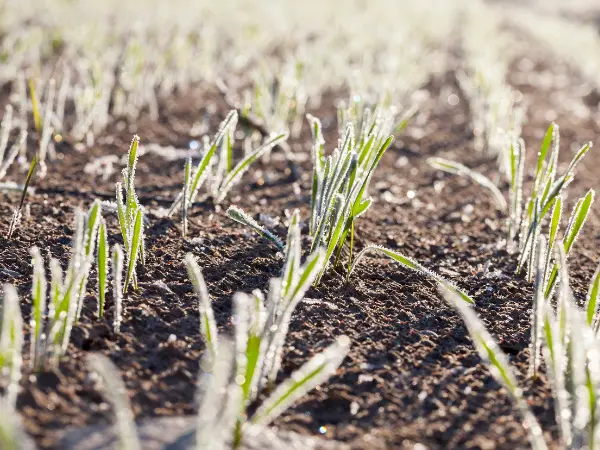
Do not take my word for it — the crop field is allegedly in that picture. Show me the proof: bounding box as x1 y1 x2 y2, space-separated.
2 0 600 449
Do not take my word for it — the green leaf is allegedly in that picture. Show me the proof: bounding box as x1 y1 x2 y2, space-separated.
189 143 218 204
351 135 393 214
97 218 108 318
427 157 507 211
534 123 555 192
311 152 354 252
87 354 141 450
125 136 140 217
123 208 143 294
0 402 27 450
29 78 41 133
227 205 284 251
548 197 562 254
111 245 124 334
351 197 372 218
394 104 418 133
281 210 301 298
439 286 548 450
564 189 594 254
315 195 348 283
351 245 474 304
216 133 287 204
251 335 350 426
586 261 600 330
289 248 325 304
30 247 46 365
115 183 129 252
530 235 546 381
85 200 102 257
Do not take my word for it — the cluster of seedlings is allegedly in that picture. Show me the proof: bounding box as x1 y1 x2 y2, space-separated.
1 0 600 449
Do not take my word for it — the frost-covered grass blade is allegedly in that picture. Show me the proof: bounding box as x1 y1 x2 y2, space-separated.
250 335 350 426
123 207 143 294
544 189 594 297
350 245 474 304
427 157 507 211
227 205 284 251
439 285 547 450
97 218 108 318
112 245 124 333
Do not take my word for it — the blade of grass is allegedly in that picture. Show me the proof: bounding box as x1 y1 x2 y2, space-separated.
350 245 474 304
30 247 46 370
427 157 507 211
529 235 547 380
215 132 288 204
227 205 283 251
112 245 124 333
97 218 108 318
123 208 143 294
439 285 548 450
250 335 350 426
586 261 600 331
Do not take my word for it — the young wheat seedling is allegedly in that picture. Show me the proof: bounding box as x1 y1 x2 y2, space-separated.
185 211 348 447
116 135 145 293
30 247 46 370
226 206 284 251
511 123 592 280
307 109 394 283
169 110 288 233
25 208 96 369
76 200 103 319
585 260 600 332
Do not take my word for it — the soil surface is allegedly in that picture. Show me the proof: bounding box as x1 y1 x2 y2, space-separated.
1 32 600 450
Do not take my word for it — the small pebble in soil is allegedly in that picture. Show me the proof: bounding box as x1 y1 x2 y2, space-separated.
167 334 177 343
395 156 409 168
461 204 474 222
350 401 359 415
358 374 374 384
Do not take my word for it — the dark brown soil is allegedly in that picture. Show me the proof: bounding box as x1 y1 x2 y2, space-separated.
1 50 599 450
